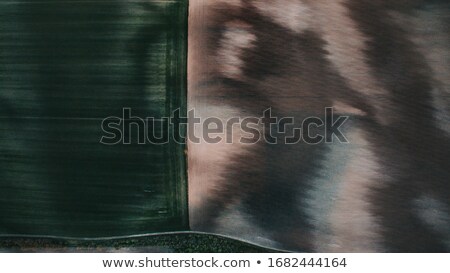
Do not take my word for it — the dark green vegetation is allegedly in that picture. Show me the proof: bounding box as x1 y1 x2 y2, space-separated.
0 1 188 237
0 233 278 253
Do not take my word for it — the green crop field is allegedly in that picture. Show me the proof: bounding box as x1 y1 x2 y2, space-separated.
0 0 188 238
